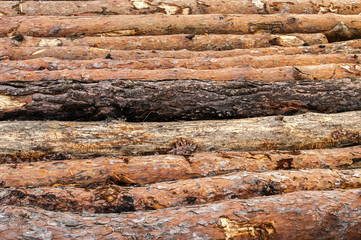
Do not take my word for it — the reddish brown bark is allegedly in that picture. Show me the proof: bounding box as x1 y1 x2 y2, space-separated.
1 63 360 82
1 14 361 42
0 33 328 50
2 0 361 16
1 168 360 213
2 38 361 60
1 146 360 188
0 189 360 239
1 53 359 71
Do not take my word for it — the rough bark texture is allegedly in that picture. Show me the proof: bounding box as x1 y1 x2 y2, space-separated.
2 38 361 60
0 33 329 50
1 168 360 212
0 78 361 121
0 111 360 157
2 14 361 42
2 53 358 71
2 63 361 82
1 146 361 188
0 190 360 239
1 0 361 16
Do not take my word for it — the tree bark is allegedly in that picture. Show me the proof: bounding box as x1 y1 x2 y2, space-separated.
2 53 358 71
0 189 360 239
2 63 361 82
1 168 360 212
0 33 329 50
2 0 361 16
2 14 361 42
1 146 360 187
2 38 361 60
1 78 361 121
0 111 360 157
1 146 361 188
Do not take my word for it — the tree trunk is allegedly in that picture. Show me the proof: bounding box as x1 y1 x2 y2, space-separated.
2 53 358 71
1 146 361 188
1 78 361 121
0 111 359 157
2 14 361 42
1 168 360 212
2 38 361 60
1 146 360 187
2 0 361 16
0 189 360 239
0 33 328 50
1 63 361 82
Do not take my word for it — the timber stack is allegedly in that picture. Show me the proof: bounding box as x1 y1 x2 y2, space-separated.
0 0 361 239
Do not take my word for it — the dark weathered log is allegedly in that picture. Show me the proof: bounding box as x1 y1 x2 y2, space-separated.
1 78 361 121
2 169 360 212
1 190 360 239
2 0 361 16
1 146 361 188
2 14 361 42
1 63 361 82
2 53 358 71
2 38 361 60
0 33 328 50
0 111 360 157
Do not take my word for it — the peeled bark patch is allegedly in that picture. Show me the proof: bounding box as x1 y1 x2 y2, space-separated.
0 190 360 239
0 95 27 111
0 111 360 157
1 168 360 212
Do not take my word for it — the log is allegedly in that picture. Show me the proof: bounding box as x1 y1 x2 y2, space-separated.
263 0 361 15
1 0 360 16
0 33 329 50
1 168 360 212
1 53 358 71
2 63 361 82
2 14 361 42
0 189 360 239
1 145 360 187
1 78 361 121
1 146 361 188
0 111 360 157
2 38 361 60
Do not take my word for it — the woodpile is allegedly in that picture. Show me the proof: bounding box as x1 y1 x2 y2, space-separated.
0 0 360 239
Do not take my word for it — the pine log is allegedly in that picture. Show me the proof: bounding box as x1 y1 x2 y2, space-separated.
2 38 361 60
1 78 361 121
1 146 361 188
1 0 360 16
0 33 329 50
2 63 361 82
1 145 360 187
2 14 361 42
264 0 361 15
1 169 360 212
0 112 360 157
0 189 360 239
1 53 358 71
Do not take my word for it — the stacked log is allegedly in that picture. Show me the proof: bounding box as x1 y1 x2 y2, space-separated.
0 0 361 239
